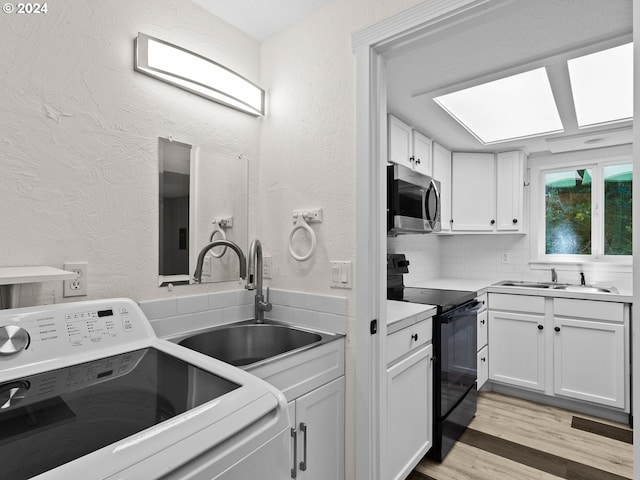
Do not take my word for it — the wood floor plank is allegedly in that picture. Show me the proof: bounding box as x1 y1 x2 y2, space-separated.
412 391 633 480
415 441 563 480
468 392 633 478
571 416 633 444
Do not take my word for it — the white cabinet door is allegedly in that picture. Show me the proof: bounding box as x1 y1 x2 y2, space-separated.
451 152 495 231
496 150 525 232
553 318 625 408
387 344 433 480
477 309 488 350
489 311 545 391
293 376 345 480
412 130 433 177
388 114 413 169
432 142 452 232
477 345 489 390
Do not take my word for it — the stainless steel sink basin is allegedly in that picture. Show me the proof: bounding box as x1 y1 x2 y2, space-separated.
176 320 335 369
551 285 619 294
498 281 552 288
494 280 618 294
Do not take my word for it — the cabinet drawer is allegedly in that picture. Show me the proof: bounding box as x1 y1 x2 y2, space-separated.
489 293 545 314
477 309 488 350
477 345 488 390
387 319 432 365
554 298 624 323
476 293 488 312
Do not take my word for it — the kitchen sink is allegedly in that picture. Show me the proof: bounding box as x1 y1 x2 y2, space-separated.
494 280 618 294
176 320 336 369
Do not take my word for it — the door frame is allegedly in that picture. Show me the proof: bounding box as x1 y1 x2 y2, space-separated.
352 1 639 478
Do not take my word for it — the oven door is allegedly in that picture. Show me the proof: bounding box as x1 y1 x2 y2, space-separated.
437 300 479 417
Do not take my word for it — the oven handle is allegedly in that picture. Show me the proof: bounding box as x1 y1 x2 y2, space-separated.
439 300 482 323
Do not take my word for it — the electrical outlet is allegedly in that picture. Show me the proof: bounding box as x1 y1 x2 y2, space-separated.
263 255 272 279
63 262 88 297
501 252 510 264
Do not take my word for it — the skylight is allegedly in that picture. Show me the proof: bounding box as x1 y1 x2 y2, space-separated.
567 42 633 128
433 68 563 144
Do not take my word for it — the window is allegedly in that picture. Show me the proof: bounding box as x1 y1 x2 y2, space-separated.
534 155 632 263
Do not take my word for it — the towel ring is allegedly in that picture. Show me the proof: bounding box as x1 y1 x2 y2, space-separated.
208 220 228 258
288 214 317 262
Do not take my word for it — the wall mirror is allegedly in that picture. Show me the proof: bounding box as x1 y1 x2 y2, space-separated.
158 137 248 286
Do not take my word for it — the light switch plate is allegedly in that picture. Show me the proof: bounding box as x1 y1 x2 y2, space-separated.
330 261 352 289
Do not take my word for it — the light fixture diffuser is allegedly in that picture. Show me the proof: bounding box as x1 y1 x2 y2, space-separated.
568 42 633 128
134 33 264 116
434 68 563 144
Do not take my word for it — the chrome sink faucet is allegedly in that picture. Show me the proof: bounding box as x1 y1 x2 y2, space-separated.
246 239 272 323
580 272 586 286
193 240 247 283
551 268 557 283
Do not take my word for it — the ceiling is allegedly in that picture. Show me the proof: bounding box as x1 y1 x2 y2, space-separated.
191 0 334 42
385 0 633 155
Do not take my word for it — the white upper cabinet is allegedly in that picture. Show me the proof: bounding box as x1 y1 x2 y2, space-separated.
496 150 525 231
432 142 452 232
450 150 526 233
388 114 432 176
412 130 433 176
451 152 496 231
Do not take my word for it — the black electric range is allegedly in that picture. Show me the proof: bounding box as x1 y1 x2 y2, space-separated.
387 253 479 461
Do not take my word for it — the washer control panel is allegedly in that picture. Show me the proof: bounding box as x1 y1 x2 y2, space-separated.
0 299 155 377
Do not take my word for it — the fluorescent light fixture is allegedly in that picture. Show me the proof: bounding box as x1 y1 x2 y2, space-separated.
134 33 264 116
434 68 563 144
568 42 632 128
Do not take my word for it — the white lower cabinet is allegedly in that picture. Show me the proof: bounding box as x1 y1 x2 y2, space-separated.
488 310 546 391
553 305 626 409
288 376 345 480
477 345 489 389
488 294 629 412
386 319 433 480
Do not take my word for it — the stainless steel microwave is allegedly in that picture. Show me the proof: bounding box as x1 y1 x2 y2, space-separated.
387 164 441 235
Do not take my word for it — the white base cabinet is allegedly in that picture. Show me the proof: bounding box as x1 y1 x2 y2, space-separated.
488 294 629 412
288 376 345 480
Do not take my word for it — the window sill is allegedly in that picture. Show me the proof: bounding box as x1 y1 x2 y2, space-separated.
529 259 632 273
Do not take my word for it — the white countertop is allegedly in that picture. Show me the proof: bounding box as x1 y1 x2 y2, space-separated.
405 277 632 303
387 300 436 334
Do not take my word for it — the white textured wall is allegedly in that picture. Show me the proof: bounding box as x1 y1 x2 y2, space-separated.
258 1 424 478
0 0 261 305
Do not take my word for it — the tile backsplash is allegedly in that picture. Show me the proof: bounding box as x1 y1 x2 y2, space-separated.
140 289 347 338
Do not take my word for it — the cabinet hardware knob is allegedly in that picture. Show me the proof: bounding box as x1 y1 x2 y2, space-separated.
481 357 486 362
537 324 544 330
554 326 561 332
411 333 419 341
415 158 421 165
410 155 415 163
513 218 518 224
480 319 485 325
490 219 496 225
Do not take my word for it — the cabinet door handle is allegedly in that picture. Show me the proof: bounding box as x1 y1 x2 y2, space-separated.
410 155 415 164
411 333 419 341
490 219 496 225
555 326 561 332
291 427 298 478
415 158 421 165
481 357 486 362
299 422 308 471
537 324 544 330
480 319 486 325
513 218 518 224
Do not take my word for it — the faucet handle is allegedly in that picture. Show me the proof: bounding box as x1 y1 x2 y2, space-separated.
264 287 273 312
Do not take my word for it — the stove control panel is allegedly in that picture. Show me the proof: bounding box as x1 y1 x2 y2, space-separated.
0 299 156 379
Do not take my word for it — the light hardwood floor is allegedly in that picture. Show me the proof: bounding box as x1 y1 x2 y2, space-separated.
409 391 633 480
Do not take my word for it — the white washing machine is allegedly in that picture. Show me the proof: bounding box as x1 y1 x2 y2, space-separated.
0 298 290 480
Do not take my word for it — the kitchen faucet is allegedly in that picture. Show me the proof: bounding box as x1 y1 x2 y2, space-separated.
550 268 557 283
193 240 247 283
580 272 586 286
245 239 272 323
